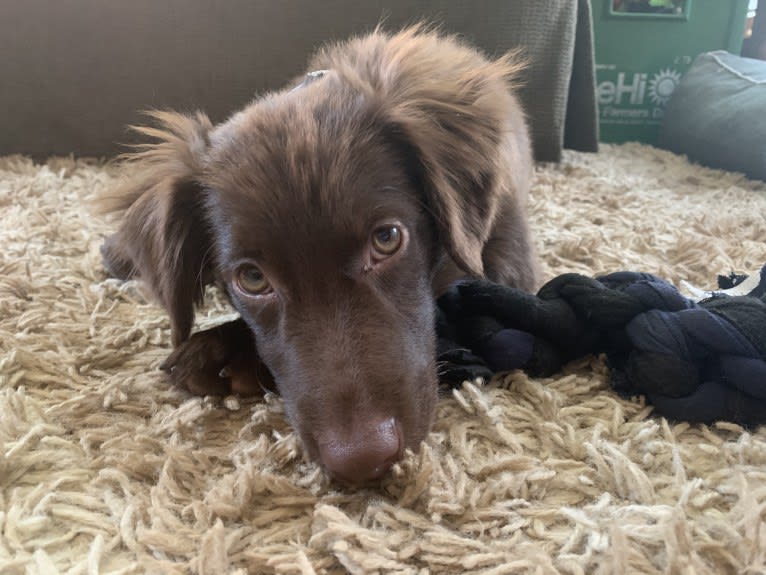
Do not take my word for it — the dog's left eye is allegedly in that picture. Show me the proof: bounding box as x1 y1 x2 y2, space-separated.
234 264 272 296
371 224 403 257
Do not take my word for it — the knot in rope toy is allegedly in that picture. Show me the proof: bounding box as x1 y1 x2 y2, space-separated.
436 265 766 426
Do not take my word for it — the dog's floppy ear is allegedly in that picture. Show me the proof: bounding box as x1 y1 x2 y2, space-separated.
379 31 527 277
100 111 213 345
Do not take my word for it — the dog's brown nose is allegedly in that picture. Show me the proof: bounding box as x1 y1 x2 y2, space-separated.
318 417 402 483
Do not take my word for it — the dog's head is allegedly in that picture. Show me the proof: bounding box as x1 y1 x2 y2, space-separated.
106 28 524 483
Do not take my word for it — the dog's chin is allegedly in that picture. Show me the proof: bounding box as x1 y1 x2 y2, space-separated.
404 371 439 451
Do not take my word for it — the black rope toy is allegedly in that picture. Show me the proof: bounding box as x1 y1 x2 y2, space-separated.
436 265 766 426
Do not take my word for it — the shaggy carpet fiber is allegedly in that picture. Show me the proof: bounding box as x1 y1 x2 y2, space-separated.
1 143 766 574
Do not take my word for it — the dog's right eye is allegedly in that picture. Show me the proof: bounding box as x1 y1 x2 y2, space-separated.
234 264 272 296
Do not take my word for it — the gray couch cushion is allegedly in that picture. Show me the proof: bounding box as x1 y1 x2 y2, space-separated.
0 0 597 161
659 51 766 182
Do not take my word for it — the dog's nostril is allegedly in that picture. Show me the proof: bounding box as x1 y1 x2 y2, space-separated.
318 417 402 483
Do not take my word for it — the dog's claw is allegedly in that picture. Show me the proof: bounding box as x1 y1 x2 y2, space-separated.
158 357 175 372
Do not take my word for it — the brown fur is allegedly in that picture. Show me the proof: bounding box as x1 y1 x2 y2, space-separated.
101 25 538 483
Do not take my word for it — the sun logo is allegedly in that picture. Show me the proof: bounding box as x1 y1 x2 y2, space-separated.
648 69 683 106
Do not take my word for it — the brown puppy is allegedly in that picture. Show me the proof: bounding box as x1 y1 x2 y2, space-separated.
101 25 537 484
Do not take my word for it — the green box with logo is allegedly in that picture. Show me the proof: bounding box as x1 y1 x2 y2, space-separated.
591 0 750 144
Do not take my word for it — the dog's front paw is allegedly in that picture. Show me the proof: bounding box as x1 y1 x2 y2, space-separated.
159 319 276 396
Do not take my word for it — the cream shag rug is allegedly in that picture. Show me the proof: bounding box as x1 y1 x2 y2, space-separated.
1 143 766 575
